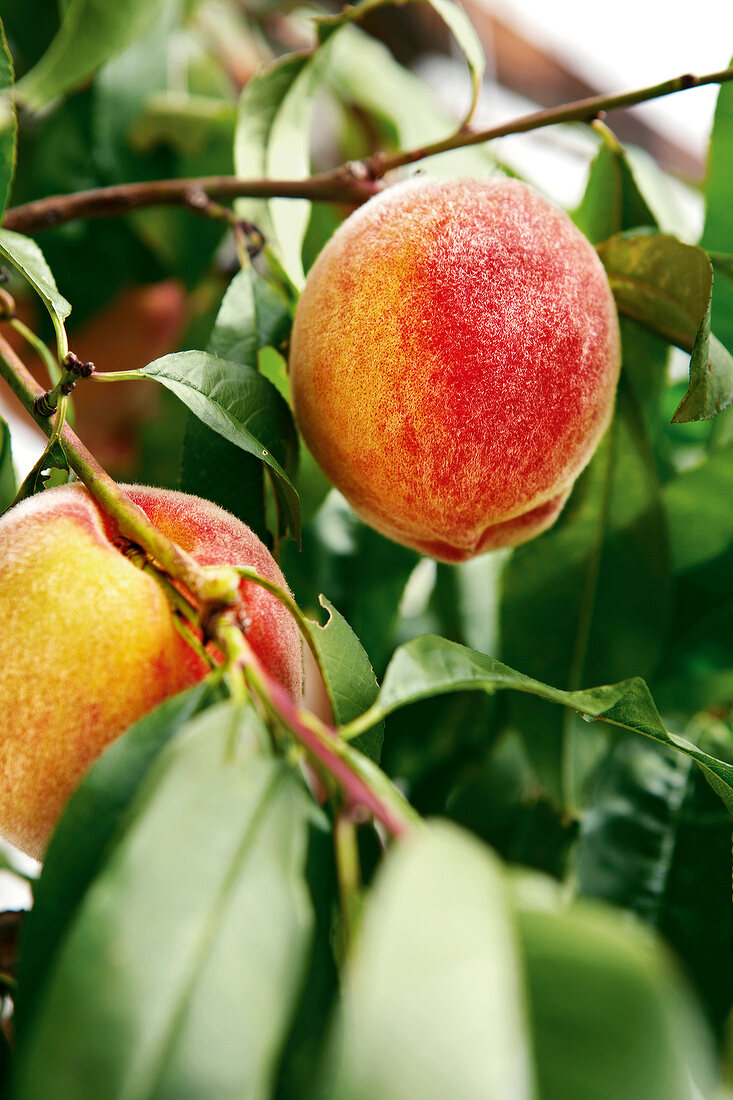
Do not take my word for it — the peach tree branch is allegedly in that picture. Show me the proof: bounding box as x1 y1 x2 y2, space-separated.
3 65 732 235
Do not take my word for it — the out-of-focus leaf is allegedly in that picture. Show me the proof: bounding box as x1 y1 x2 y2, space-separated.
324 25 494 178
0 229 70 355
501 377 670 806
0 415 16 512
0 18 16 220
304 596 383 763
129 92 236 156
664 439 733 574
321 822 533 1100
15 0 167 111
573 127 657 244
316 0 485 126
597 232 733 423
14 704 315 1100
708 251 733 281
701 56 733 355
14 682 211 1044
346 634 733 811
515 879 716 1100
576 722 733 1035
12 440 68 502
141 350 300 541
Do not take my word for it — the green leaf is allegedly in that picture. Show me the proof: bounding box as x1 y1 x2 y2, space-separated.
501 374 670 805
179 273 296 541
12 439 69 503
0 18 16 221
598 232 711 350
14 704 315 1100
701 55 733 355
573 126 657 245
597 232 733 422
576 723 733 1034
129 92 236 156
672 312 733 423
235 48 336 287
304 596 384 763
141 350 300 541
708 251 733 281
0 229 71 356
316 0 485 126
347 634 733 811
13 682 211 1046
321 822 533 1100
15 0 168 111
515 881 716 1100
663 439 733 573
0 415 16 512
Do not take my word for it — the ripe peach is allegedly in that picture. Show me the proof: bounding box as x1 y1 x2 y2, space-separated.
290 177 621 562
0 484 302 859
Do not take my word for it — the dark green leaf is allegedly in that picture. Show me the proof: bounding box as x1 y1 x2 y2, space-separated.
208 267 291 367
576 722 733 1035
0 229 71 354
316 0 484 126
347 634 733 810
515 880 716 1100
14 704 315 1100
573 127 657 244
304 596 384 763
663 439 733 574
0 18 16 220
321 822 533 1100
0 415 16 512
15 0 168 111
141 350 300 541
12 440 68 502
14 682 211 1045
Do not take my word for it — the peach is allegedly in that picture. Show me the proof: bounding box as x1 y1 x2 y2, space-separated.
0 484 302 858
290 177 621 562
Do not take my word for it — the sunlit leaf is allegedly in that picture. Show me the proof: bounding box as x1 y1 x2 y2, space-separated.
0 229 70 356
0 18 16 220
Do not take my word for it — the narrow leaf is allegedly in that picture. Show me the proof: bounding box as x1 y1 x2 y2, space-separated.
14 704 315 1100
321 822 533 1100
15 0 167 111
141 350 300 540
0 229 70 355
351 635 733 810
0 18 16 220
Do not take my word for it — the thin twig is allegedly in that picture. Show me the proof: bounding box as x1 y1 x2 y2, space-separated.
3 65 732 235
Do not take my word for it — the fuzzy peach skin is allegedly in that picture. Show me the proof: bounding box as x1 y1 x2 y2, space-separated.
0 484 301 859
290 176 621 562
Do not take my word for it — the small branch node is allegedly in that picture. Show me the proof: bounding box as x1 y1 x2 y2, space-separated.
64 351 95 378
0 288 17 321
33 390 58 418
